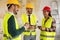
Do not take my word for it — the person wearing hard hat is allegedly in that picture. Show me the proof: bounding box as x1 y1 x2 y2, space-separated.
2 0 30 40
38 6 56 40
21 3 37 40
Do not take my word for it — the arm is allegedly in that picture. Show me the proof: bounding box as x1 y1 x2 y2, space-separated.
8 15 25 38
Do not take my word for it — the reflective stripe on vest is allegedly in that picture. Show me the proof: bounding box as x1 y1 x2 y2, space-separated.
23 30 36 35
40 17 56 40
22 13 37 35
3 12 21 40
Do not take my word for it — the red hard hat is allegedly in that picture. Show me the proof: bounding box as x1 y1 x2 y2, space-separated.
43 6 51 12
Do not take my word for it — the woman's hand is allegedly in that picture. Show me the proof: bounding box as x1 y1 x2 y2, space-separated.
38 26 46 31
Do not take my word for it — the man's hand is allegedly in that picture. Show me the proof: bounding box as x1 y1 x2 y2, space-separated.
29 25 36 30
38 26 41 29
24 23 30 30
41 27 45 31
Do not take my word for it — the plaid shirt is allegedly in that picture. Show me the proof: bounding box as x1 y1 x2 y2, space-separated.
45 18 56 32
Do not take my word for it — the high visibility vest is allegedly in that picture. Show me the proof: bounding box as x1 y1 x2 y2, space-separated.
21 13 37 35
40 17 56 40
3 12 21 40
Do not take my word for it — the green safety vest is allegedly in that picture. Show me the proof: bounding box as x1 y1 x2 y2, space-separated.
3 12 21 40
21 13 37 35
40 17 56 40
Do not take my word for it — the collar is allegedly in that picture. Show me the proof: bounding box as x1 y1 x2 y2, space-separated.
8 11 14 15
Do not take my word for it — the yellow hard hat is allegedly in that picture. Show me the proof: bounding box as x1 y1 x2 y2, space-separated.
26 3 34 8
7 0 21 8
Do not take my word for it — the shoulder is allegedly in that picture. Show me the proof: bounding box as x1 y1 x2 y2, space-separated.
21 13 27 18
50 17 56 24
4 13 13 20
42 17 45 20
21 13 26 16
31 14 36 17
